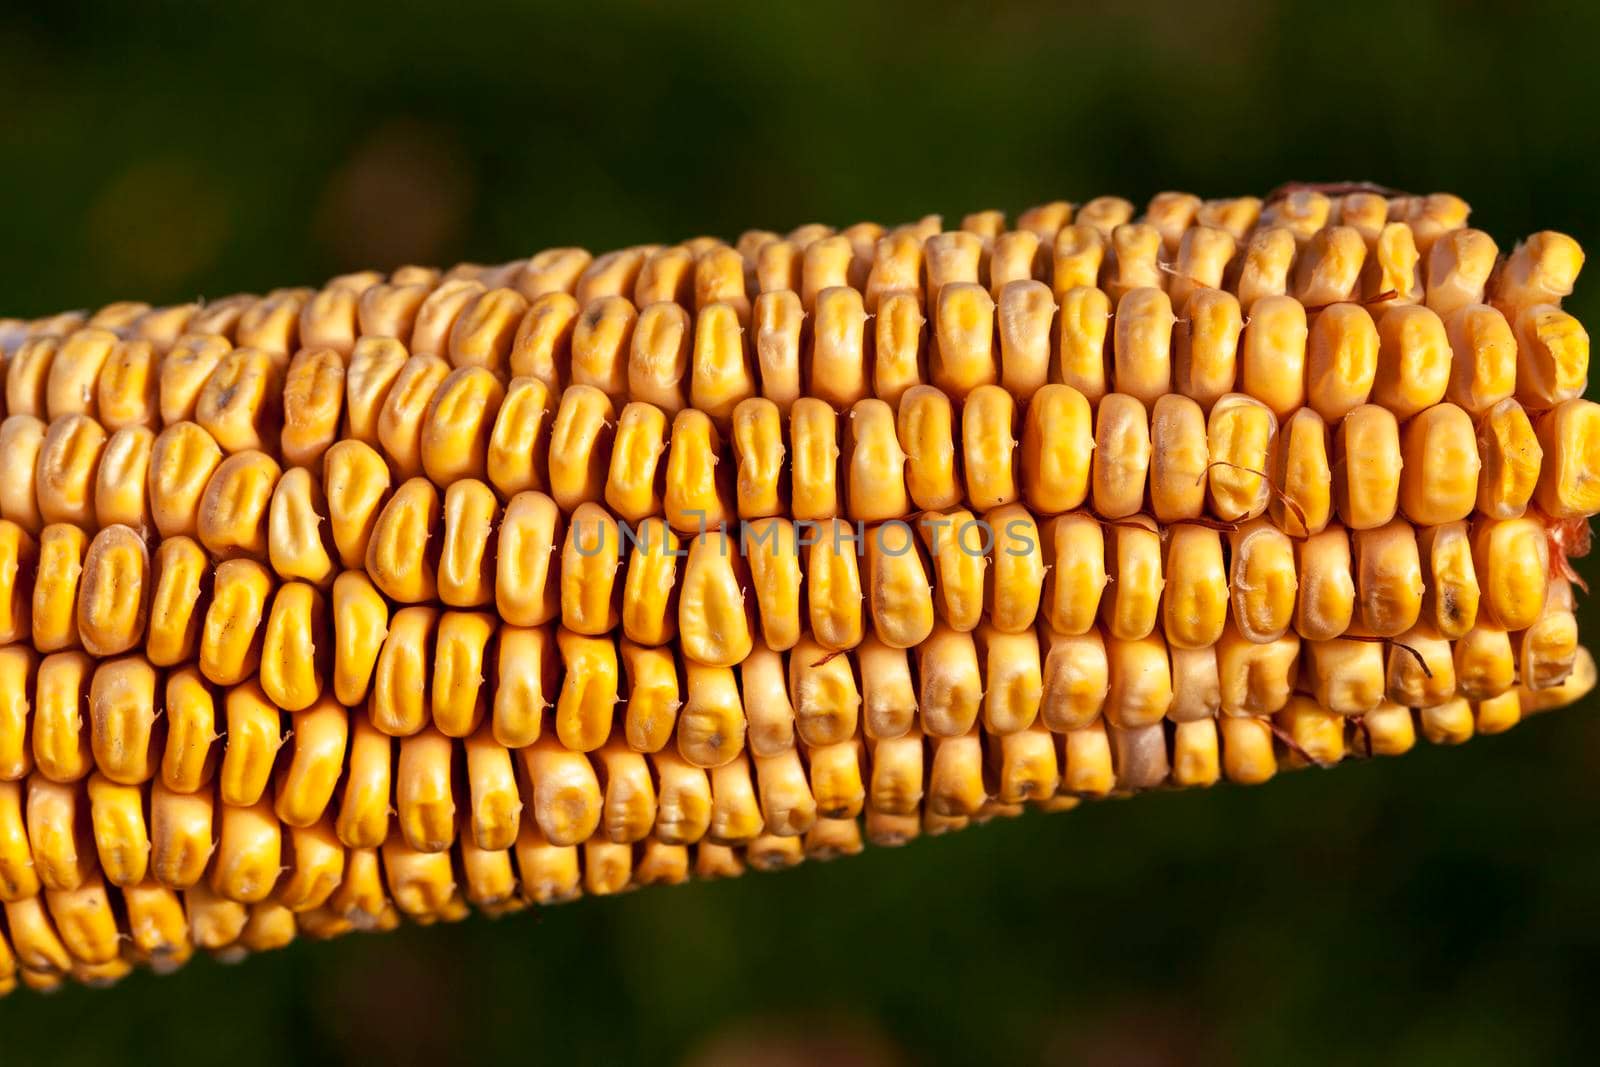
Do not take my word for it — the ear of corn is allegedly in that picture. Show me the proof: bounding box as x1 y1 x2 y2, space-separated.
0 183 1593 995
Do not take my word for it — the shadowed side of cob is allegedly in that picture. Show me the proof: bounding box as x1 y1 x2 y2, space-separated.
0 185 1593 994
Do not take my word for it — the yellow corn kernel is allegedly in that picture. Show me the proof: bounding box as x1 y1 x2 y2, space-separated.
96 339 159 431
4 895 72 975
514 246 588 300
568 296 636 404
808 738 866 819
1340 192 1389 240
461 726 521 851
1333 404 1401 530
1294 525 1354 641
369 605 437 737
1051 227 1105 303
1037 512 1104 636
732 516 797 652
1361 701 1417 757
916 508 981 632
198 559 272 686
726 293 793 422
1275 695 1346 768
160 667 217 795
1372 304 1452 420
863 230 924 312
1169 717 1220 788
1145 393 1207 521
1104 630 1174 728
1235 227 1296 311
7 335 60 418
416 366 504 487
1471 517 1550 631
842 399 906 522
670 660 742 768
1293 226 1365 306
973 625 1041 735
807 287 868 409
195 347 278 455
660 411 731 536
862 519 933 649
736 644 795 756
916 624 981 737
1091 393 1151 520
1307 635 1382 711
0 646 35 781
784 633 859 748
559 503 622 635
32 651 93 783
84 772 147 887
1475 397 1542 519
36 413 107 529
1106 224 1164 303
409 277 484 360
1229 517 1297 643
1061 719 1114 798
148 422 223 540
1491 230 1583 315
889 388 956 515
73 525 147 659
1218 623 1301 716
219 681 283 807
374 354 449 479
921 231 981 311
1399 403 1480 525
88 655 159 785
958 384 1017 509
1261 408 1327 537
779 397 838 523
276 348 344 470
94 426 154 537
32 523 87 653
1383 624 1456 708
1219 715 1276 785
420 610 491 740
1455 623 1516 701
122 880 192 966
1162 523 1227 649
0 417 47 533
1111 287 1174 405
686 301 753 424
520 736 602 847
615 639 675 754
677 529 752 667
393 728 455 854
46 329 117 421
210 799 281 903
260 695 345 833
1018 383 1092 517
334 717 392 850
1304 303 1378 422
1425 229 1498 317
996 279 1053 403
260 582 328 712
754 746 818 834
155 333 229 427
1353 520 1425 637
857 633 921 742
1205 393 1274 522
445 287 526 376
237 287 311 361
197 448 281 562
1017 200 1073 243
1533 399 1600 518
1168 644 1221 722
553 628 619 753
1168 226 1236 314
706 754 765 846
634 246 693 308
27 774 93 890
928 282 996 401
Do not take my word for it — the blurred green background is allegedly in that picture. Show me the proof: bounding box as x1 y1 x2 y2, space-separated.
3 0 1600 1063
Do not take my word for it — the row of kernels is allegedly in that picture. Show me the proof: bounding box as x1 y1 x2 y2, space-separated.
1 641 1593 995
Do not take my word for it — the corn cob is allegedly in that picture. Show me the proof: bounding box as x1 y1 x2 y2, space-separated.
0 184 1593 996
